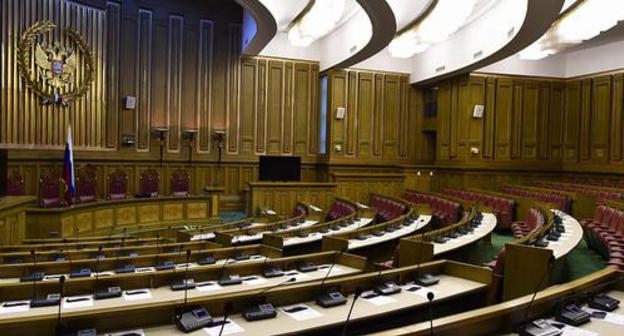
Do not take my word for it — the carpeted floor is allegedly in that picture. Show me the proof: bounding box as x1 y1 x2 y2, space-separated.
219 211 248 222
483 232 605 282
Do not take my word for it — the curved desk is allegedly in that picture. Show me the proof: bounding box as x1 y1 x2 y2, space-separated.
25 196 217 240
348 215 432 250
543 210 583 260
433 213 497 255
276 217 374 248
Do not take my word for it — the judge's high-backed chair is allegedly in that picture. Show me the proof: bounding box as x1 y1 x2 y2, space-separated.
139 168 160 197
6 170 25 196
107 169 128 200
76 164 97 203
39 169 65 208
170 168 190 197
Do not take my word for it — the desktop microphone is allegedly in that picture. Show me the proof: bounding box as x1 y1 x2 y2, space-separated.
93 245 122 301
217 302 233 336
28 250 42 298
341 287 363 336
315 249 348 308
73 227 80 251
427 291 435 336
261 252 284 278
414 230 439 287
217 242 243 286
172 250 195 291
242 277 296 321
173 250 212 333
373 263 401 296
518 257 560 336
54 276 66 336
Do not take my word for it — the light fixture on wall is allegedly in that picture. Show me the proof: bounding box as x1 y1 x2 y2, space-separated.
151 127 169 166
213 130 226 165
183 129 198 166
287 0 346 47
520 0 624 60
388 0 477 58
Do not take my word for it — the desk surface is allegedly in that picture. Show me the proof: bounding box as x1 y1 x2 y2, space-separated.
126 274 486 336
0 262 360 322
230 220 321 244
433 213 497 255
502 290 624 335
348 216 432 250
542 210 583 260
283 218 374 247
189 223 266 241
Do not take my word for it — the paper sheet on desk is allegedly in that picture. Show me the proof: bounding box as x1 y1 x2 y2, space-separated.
544 320 597 336
318 265 344 276
204 318 245 336
402 285 439 299
63 296 94 309
243 276 268 286
283 270 310 281
123 289 152 301
586 308 624 326
361 291 397 306
196 281 222 292
280 304 322 321
0 301 30 314
106 329 145 336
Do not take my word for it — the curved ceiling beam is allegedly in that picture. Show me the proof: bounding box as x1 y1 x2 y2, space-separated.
412 0 564 85
235 0 277 55
328 0 397 70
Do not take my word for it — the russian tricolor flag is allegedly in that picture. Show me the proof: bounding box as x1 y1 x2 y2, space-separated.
64 124 75 205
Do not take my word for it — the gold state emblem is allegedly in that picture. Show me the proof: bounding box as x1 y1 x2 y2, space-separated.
17 21 95 106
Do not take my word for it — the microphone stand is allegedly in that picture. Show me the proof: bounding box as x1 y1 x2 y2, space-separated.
341 287 363 336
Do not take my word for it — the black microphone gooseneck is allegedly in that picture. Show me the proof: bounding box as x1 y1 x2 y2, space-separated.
341 287 363 336
217 302 233 336
54 275 66 336
173 244 185 274
522 257 555 323
219 240 242 280
320 249 346 288
415 229 427 277
73 227 80 251
254 277 296 299
94 246 103 291
155 234 162 265
31 250 38 299
182 250 192 308
62 239 74 269
427 291 435 336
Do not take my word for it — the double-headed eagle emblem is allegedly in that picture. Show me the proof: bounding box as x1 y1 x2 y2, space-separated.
35 41 77 90
17 21 94 106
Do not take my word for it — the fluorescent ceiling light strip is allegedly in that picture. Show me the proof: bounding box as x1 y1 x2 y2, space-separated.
520 0 624 60
288 0 346 47
389 0 477 58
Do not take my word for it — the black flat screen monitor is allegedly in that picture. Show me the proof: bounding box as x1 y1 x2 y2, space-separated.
259 156 301 182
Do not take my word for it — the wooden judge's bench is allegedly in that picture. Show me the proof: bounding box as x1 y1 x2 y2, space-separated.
24 195 217 241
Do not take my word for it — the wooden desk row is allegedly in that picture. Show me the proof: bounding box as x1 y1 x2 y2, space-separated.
0 237 172 253
0 239 221 264
0 244 284 281
0 259 491 336
0 251 366 318
322 210 432 252
398 209 497 267
262 214 376 250
372 267 624 336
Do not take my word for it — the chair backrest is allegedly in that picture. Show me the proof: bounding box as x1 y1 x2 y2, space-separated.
76 164 97 203
39 169 64 208
6 170 25 196
139 168 160 197
170 169 190 196
107 169 128 200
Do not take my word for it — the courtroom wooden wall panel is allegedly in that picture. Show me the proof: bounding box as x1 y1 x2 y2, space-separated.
325 69 419 164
